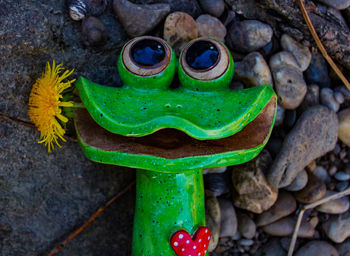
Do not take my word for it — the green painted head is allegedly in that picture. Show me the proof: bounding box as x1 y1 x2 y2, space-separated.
74 36 277 172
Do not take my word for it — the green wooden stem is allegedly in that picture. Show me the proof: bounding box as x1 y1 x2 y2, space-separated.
132 169 206 256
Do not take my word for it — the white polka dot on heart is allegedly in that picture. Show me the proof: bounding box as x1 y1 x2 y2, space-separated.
208 236 210 240
199 239 201 242
179 234 184 239
204 244 206 248
173 242 178 246
181 248 185 252
186 240 190 244
193 245 196 249
198 253 201 256
205 230 207 233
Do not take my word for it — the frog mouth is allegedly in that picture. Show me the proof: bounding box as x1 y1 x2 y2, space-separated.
74 78 276 172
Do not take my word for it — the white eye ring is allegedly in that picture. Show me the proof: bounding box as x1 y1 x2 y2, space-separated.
180 38 229 81
122 36 172 77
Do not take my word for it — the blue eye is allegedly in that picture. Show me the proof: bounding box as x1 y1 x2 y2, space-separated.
131 39 166 67
185 41 219 70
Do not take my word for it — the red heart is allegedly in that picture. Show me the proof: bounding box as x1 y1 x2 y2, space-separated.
170 227 211 256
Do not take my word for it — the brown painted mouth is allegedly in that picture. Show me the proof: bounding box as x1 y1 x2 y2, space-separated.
75 97 276 159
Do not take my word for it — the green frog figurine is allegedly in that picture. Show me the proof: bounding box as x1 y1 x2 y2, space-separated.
74 36 277 256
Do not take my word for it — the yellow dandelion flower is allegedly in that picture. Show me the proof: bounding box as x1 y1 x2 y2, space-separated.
28 61 75 152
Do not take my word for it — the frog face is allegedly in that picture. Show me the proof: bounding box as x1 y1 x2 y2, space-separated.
74 36 276 172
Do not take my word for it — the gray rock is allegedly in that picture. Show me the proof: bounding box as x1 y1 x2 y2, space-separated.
232 150 278 214
113 0 170 37
204 172 230 197
334 91 345 104
305 51 331 88
313 166 330 182
316 0 350 9
299 84 320 112
267 105 338 188
81 16 108 47
338 108 350 147
285 169 308 191
295 241 339 256
196 14 227 41
280 34 311 71
235 52 273 87
226 20 273 53
323 213 350 243
269 51 301 71
335 171 350 181
138 0 202 17
256 191 297 227
68 0 108 21
321 88 340 112
275 104 285 127
262 216 315 238
239 239 254 246
261 238 287 256
336 181 349 192
336 238 350 256
270 61 307 109
206 191 221 252
198 0 225 17
237 213 256 239
163 11 198 55
317 190 350 214
294 172 326 204
218 198 237 238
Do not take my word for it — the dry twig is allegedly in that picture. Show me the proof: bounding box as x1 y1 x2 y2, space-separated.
298 0 350 90
47 180 136 256
288 187 350 256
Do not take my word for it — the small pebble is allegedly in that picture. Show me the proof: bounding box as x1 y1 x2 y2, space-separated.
113 0 170 37
335 171 350 181
336 238 350 256
204 173 230 197
239 239 254 247
334 91 345 104
259 36 280 59
313 166 330 183
235 51 273 87
305 51 331 88
218 198 237 238
256 191 297 227
336 181 349 192
284 109 297 128
285 169 308 191
262 216 314 237
198 0 225 17
81 16 108 47
321 88 340 112
329 166 338 176
221 10 236 27
316 0 350 10
226 20 273 53
294 172 326 204
163 12 198 55
280 33 311 71
69 0 108 21
295 241 339 256
196 14 227 41
338 108 350 147
269 51 301 71
299 84 320 112
316 190 350 214
274 105 285 127
237 213 256 239
323 213 350 243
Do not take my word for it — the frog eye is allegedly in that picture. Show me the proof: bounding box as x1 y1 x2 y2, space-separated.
118 36 176 90
178 38 234 91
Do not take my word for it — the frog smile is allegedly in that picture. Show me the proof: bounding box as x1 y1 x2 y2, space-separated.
73 36 277 172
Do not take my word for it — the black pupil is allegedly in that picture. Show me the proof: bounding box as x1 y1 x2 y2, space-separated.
131 39 165 67
186 41 219 70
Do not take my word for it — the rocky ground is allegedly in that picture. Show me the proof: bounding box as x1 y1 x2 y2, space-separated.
1 0 350 255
